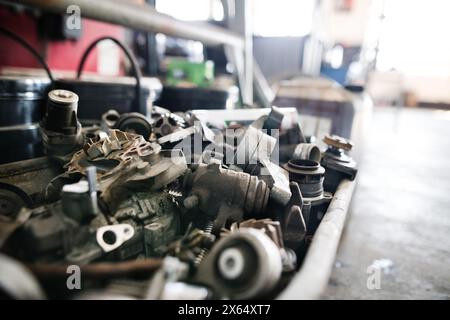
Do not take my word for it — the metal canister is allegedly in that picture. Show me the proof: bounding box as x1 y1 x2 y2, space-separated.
0 76 51 164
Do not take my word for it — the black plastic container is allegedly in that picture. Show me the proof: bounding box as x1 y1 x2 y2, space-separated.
156 85 235 112
55 77 161 122
0 76 51 164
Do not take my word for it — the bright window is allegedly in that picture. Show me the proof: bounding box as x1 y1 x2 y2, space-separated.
376 0 450 77
155 0 223 21
252 0 315 37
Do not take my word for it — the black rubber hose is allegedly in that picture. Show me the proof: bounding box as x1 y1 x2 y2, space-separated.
0 26 54 83
76 36 144 114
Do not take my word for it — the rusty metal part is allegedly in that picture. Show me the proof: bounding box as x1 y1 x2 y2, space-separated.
66 129 186 207
193 222 215 266
183 163 270 228
166 225 215 264
323 134 353 151
26 258 162 280
0 157 61 209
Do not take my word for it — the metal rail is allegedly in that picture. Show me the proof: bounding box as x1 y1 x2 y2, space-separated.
11 0 245 49
278 179 356 299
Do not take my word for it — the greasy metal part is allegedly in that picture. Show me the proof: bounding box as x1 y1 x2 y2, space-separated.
0 188 27 219
278 179 356 300
11 0 244 49
65 129 187 208
224 218 297 272
282 182 308 250
0 207 32 248
115 112 152 140
40 89 83 163
263 106 284 132
101 109 120 130
165 226 216 265
0 253 45 300
278 122 307 146
183 163 270 228
194 228 282 299
194 222 214 266
153 113 185 138
0 157 63 209
61 166 98 223
283 159 325 199
0 76 50 163
96 224 135 253
5 201 82 262
322 135 358 193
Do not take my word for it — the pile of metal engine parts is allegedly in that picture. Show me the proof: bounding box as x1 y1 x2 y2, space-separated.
0 89 357 300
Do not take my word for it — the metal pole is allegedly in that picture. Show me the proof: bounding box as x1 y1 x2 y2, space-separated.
11 0 244 49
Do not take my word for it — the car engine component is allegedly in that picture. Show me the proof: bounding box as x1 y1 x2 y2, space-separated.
182 163 270 229
40 89 84 164
321 134 358 193
0 86 358 300
193 228 282 299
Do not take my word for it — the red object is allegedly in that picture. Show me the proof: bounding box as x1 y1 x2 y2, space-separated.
0 7 124 73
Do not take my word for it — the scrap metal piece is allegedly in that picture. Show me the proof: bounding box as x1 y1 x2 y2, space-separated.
61 166 98 223
153 113 185 138
183 163 270 228
101 109 120 130
66 129 187 208
96 224 135 253
225 218 298 272
193 228 282 299
323 134 353 151
283 159 326 200
322 135 358 193
115 112 152 140
259 159 291 206
40 89 83 163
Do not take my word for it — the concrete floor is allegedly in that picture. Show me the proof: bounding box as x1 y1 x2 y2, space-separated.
322 106 450 300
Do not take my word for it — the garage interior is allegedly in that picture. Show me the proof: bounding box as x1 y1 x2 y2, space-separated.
0 0 448 300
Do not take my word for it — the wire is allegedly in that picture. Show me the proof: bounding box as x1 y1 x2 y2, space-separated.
76 36 144 114
0 26 54 82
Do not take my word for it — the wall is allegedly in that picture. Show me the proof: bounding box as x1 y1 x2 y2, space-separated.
253 36 306 82
320 0 373 46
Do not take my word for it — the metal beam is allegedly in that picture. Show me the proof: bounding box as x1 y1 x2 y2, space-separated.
11 0 244 49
